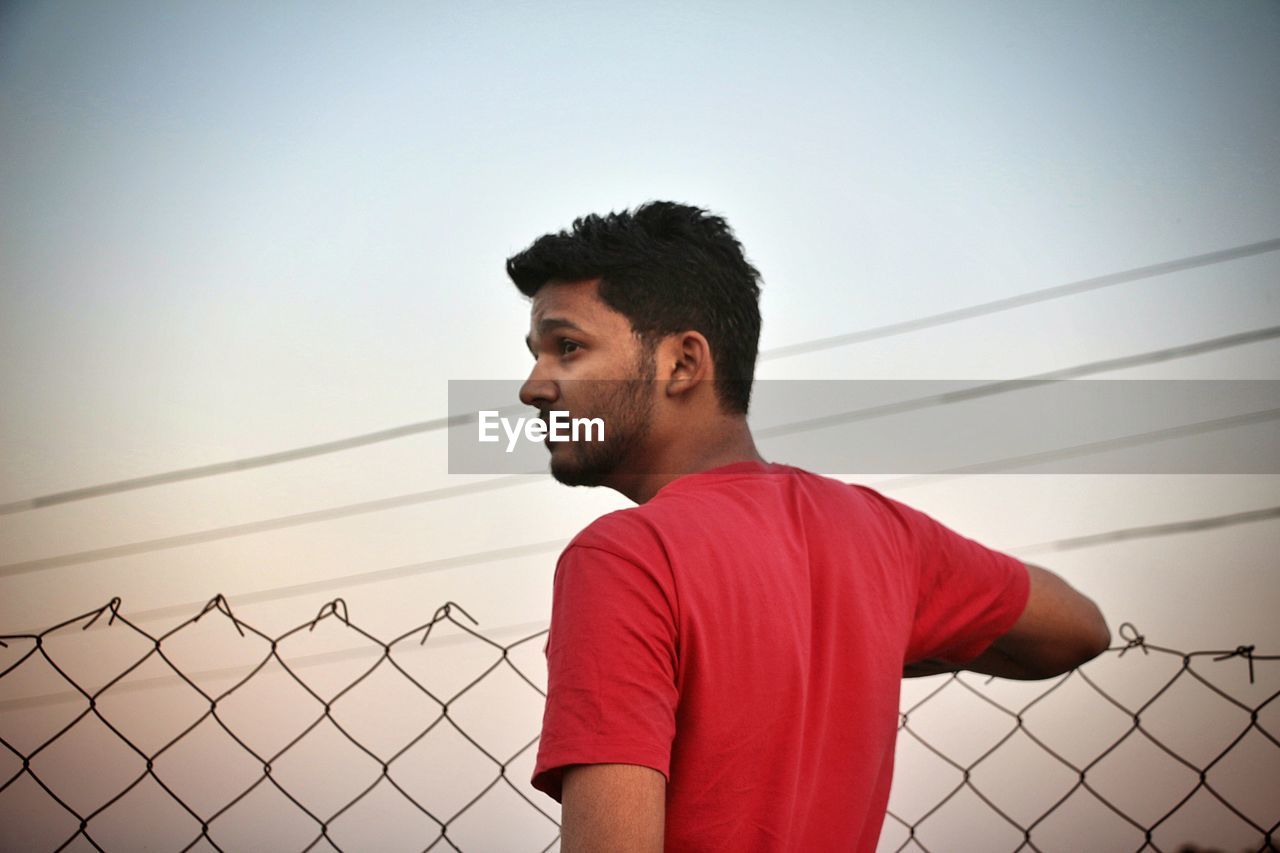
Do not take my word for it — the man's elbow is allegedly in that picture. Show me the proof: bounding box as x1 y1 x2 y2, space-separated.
1078 604 1112 666
1060 616 1111 674
1003 565 1112 679
1038 602 1111 678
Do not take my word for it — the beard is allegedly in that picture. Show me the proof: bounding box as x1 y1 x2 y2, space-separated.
546 351 656 488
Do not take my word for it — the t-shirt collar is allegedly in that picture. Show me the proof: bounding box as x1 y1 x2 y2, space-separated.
651 459 780 499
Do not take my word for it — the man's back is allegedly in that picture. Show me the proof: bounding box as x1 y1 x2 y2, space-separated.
532 461 1029 850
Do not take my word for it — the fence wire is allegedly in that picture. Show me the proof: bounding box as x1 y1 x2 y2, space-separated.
0 597 1276 852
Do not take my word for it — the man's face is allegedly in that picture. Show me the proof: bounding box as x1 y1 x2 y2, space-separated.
520 278 657 487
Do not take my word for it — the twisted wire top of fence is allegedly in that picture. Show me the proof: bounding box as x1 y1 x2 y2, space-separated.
1 597 1276 853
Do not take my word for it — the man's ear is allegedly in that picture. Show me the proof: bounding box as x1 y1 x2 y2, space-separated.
660 331 712 399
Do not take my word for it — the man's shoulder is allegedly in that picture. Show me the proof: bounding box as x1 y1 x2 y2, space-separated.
563 505 664 562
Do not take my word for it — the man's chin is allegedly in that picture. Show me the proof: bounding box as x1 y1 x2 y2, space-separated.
549 461 601 488
548 446 608 487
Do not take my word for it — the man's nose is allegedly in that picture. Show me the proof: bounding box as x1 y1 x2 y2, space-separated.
519 365 559 410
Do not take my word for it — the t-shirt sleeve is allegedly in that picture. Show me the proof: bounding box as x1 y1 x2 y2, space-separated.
530 542 679 802
887 496 1031 665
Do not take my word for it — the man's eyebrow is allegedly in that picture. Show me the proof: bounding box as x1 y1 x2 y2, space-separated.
526 317 586 354
538 317 585 335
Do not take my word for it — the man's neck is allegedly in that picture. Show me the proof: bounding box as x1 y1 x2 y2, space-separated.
609 417 765 504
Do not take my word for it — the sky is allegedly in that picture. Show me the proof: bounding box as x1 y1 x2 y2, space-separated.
0 1 1278 847
3 0 1276 629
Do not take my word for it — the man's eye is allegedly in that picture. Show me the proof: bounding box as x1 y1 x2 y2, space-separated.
559 339 581 355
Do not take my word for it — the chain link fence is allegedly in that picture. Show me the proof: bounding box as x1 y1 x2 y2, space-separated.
1 597 1276 852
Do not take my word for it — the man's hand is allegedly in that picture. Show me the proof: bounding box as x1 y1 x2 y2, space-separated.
906 563 1110 680
560 763 666 853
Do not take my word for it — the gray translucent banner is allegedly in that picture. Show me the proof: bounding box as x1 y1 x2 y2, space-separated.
447 380 1280 475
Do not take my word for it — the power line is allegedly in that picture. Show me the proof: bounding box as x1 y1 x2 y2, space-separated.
3 327 1274 578
0 408 526 517
758 236 1280 360
873 406 1280 490
753 325 1280 439
40 500 1280 636
12 411 1273 626
0 474 543 579
16 404 1270 630
4 238 1275 516
1014 505 1280 556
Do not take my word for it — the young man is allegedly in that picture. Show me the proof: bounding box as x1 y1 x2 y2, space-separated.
506 202 1110 852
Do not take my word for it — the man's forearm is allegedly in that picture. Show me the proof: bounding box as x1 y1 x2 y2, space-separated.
904 644 1065 680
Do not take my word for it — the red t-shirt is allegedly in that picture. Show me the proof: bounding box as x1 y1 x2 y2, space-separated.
531 461 1029 850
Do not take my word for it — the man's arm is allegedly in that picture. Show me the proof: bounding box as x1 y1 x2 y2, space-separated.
560 763 665 853
905 563 1110 680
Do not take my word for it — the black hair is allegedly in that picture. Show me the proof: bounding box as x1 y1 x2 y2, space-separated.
506 201 762 414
